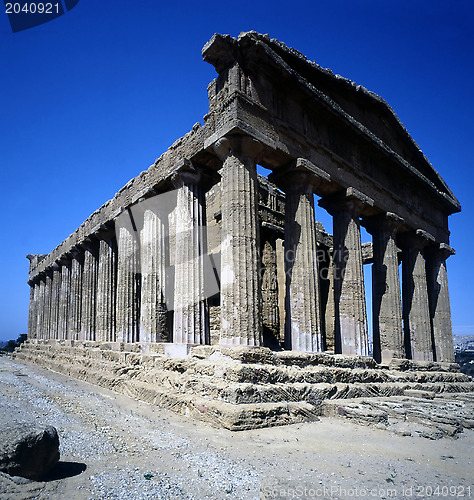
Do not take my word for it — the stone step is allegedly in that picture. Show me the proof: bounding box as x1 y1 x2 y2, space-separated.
320 395 474 439
14 349 318 431
17 343 470 387
20 341 461 372
14 347 474 408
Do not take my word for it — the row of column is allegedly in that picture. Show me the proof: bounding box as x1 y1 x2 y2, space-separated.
27 133 455 363
207 138 455 363
29 233 117 343
28 161 209 345
318 188 453 363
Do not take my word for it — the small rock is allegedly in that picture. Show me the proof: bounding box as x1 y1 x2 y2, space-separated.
0 423 60 480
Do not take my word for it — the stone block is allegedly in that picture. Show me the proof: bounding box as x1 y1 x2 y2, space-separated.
0 423 59 480
164 343 198 358
219 346 278 365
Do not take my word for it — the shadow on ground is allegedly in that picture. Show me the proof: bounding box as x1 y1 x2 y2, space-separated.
44 461 87 481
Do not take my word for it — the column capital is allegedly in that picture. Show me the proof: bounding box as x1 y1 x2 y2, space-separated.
319 187 375 217
91 221 116 242
399 229 435 250
363 211 404 235
94 227 116 242
425 242 455 261
69 245 85 260
270 157 331 192
171 158 201 188
78 236 99 252
212 134 264 163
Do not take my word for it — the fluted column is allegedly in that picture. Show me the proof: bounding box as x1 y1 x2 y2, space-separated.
324 248 336 352
69 249 83 340
365 213 405 364
139 202 168 343
172 162 208 344
27 282 38 339
321 189 371 356
96 232 117 342
36 278 45 340
401 230 434 361
43 271 53 340
426 243 455 362
116 212 140 343
261 239 280 344
283 171 322 352
213 136 262 346
80 243 98 341
58 260 71 340
49 265 61 340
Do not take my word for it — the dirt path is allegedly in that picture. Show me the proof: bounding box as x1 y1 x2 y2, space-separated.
0 356 472 499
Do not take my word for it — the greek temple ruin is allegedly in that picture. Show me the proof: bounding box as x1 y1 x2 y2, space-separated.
18 32 472 430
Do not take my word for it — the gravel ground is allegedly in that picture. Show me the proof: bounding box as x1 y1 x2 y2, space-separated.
0 355 473 499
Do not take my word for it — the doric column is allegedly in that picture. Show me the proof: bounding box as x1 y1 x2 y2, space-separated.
365 213 405 364
36 278 45 340
172 161 208 344
320 188 372 356
213 136 262 347
261 238 280 345
69 249 84 340
283 171 322 352
49 265 61 340
323 248 336 352
81 242 98 341
96 231 117 342
426 243 455 362
27 281 38 340
116 211 140 343
43 270 53 340
139 201 168 343
58 259 71 340
309 242 335 353
401 230 435 361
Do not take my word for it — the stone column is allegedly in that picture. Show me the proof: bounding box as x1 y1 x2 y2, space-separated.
116 212 140 343
69 249 84 340
96 231 117 343
81 242 98 341
213 136 262 347
261 239 280 345
323 248 336 352
43 270 53 340
58 260 71 340
172 162 208 345
401 230 435 361
365 213 405 364
139 202 168 343
49 265 61 340
36 278 45 340
27 281 38 339
426 243 455 362
320 189 372 356
283 171 322 352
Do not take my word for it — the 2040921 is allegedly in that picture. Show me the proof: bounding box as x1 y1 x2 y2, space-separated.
5 3 61 14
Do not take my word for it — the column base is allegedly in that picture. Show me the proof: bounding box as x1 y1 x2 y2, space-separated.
164 343 199 358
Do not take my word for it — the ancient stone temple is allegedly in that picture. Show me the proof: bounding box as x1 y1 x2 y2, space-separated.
19 32 472 430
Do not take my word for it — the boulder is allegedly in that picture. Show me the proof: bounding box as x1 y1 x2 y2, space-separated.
0 423 60 480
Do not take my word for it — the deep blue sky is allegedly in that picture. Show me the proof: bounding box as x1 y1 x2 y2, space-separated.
1 0 473 342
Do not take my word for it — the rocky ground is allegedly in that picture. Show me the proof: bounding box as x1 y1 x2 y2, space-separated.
0 356 473 500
